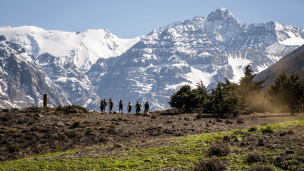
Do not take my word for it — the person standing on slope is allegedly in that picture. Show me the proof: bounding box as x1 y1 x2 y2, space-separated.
136 101 142 113
100 100 104 112
127 102 132 114
103 99 107 113
109 98 114 112
144 102 149 113
118 100 123 114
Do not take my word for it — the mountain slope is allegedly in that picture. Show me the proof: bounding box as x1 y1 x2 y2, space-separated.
0 36 66 108
90 8 304 111
35 53 100 109
0 26 141 72
254 44 304 89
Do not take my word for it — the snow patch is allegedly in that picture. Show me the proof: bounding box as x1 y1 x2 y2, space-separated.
228 57 251 83
279 32 304 46
186 67 213 88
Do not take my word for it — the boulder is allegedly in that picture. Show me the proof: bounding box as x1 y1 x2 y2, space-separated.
225 120 233 124
196 113 203 119
258 138 264 146
237 120 244 124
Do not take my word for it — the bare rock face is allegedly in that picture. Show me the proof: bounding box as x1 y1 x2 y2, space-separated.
0 35 5 41
0 36 66 108
34 53 101 110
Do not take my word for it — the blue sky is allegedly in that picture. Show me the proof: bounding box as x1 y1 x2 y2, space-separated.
0 0 303 38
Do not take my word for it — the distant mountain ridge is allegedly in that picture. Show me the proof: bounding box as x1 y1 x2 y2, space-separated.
1 8 304 111
0 26 141 72
255 44 304 89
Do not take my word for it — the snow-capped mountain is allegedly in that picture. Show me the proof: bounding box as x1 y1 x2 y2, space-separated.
0 36 66 108
0 26 141 72
90 8 304 111
35 53 100 110
1 8 304 111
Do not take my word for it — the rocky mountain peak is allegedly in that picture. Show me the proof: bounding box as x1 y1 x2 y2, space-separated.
207 8 237 22
0 35 6 41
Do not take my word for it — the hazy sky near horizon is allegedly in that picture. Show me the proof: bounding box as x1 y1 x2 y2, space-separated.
0 0 303 38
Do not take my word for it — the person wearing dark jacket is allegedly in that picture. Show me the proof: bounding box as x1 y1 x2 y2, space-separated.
127 102 132 114
109 98 113 112
103 99 107 113
100 100 104 112
136 101 141 113
118 100 123 114
144 102 149 113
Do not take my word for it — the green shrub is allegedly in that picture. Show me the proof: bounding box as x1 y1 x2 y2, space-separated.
43 106 55 110
247 153 265 163
156 128 162 131
6 144 19 153
233 129 242 135
55 104 89 114
248 126 258 132
0 127 18 134
9 128 18 133
99 127 108 130
208 141 230 157
118 117 123 121
72 121 81 128
85 127 94 133
71 113 86 117
261 125 274 133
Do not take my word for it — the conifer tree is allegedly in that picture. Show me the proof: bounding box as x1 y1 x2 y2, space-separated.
207 80 243 116
268 70 304 115
169 82 209 112
238 64 264 111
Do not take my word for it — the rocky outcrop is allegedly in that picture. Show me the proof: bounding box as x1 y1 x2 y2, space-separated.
0 36 66 108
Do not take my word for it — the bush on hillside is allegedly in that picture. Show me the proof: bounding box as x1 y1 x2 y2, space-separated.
55 105 89 114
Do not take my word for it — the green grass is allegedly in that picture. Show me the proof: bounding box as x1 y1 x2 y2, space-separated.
1 117 303 171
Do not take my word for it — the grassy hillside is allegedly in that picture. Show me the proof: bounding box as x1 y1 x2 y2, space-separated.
1 117 304 170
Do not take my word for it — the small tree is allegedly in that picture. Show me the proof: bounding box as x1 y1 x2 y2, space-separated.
208 80 243 116
267 70 304 115
238 64 265 112
195 81 208 109
169 82 208 112
168 85 195 111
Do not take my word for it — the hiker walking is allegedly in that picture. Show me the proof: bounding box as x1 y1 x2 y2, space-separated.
144 102 149 113
103 99 107 113
118 100 123 114
109 98 114 112
127 102 132 114
100 100 104 112
135 101 142 113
